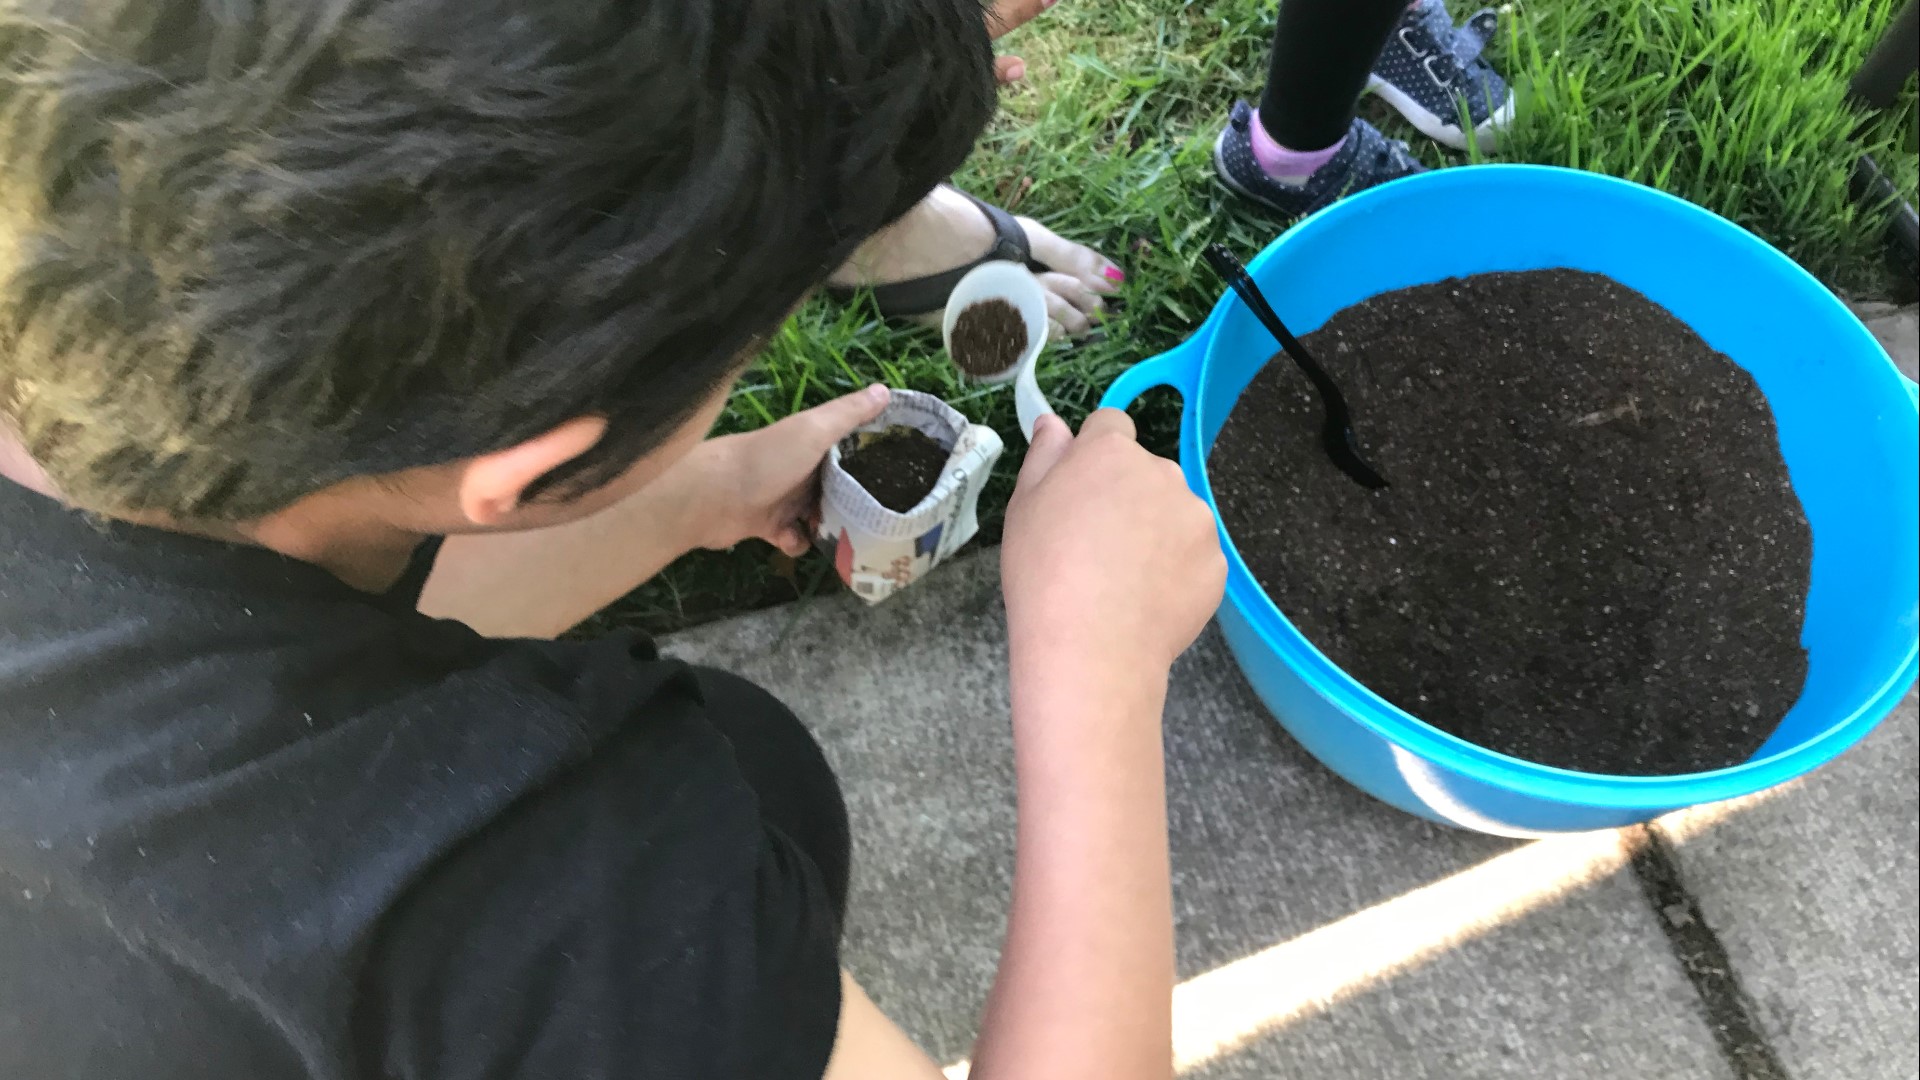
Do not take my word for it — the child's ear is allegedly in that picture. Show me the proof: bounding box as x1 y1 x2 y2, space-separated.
456 416 608 526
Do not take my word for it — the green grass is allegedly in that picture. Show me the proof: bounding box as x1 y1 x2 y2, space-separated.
595 0 1919 637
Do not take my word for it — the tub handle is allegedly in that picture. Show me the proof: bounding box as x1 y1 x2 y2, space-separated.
1100 333 1206 413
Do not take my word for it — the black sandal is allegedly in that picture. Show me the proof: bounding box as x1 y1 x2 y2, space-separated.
826 186 1048 318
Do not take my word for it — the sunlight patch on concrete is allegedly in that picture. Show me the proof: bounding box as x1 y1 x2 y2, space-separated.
1658 779 1803 845
1167 827 1633 1071
941 788 1777 1080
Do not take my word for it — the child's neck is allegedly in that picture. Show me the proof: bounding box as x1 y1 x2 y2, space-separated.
1 427 419 594
0 426 59 499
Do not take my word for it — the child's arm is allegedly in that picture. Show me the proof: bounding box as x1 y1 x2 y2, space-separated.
417 387 889 639
826 410 1226 1080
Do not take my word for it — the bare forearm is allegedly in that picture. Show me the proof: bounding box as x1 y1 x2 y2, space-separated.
414 387 891 640
417 449 719 639
968 637 1176 1080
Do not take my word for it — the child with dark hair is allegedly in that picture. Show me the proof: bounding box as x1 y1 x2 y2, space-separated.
0 3 1223 1079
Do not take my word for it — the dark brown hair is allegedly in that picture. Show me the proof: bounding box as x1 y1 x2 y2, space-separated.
0 0 996 518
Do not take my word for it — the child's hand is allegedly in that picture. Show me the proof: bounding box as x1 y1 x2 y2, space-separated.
1000 410 1226 672
987 0 1057 37
702 385 892 556
986 0 1060 84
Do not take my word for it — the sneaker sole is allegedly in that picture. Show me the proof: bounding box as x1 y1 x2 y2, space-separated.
1365 74 1513 153
1211 127 1301 216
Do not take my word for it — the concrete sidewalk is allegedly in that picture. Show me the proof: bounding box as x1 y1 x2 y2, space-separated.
663 311 1918 1079
666 555 1915 1079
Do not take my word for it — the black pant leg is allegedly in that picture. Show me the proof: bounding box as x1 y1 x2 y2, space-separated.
1258 0 1412 150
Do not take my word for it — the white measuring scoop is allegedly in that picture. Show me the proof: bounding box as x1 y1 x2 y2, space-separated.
941 261 1053 443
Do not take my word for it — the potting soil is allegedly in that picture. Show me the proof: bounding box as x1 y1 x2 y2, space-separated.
1209 269 1812 775
950 299 1029 377
839 426 951 513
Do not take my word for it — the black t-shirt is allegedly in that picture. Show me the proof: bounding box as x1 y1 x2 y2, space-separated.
0 476 848 1079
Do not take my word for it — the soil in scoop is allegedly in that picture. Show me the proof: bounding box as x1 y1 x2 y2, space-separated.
840 426 951 513
950 299 1030 377
1209 269 1811 775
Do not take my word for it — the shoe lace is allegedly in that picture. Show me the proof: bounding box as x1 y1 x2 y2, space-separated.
1414 1 1500 82
1365 129 1418 172
1453 9 1500 70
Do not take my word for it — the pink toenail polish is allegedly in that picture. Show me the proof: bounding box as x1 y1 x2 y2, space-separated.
1104 266 1126 283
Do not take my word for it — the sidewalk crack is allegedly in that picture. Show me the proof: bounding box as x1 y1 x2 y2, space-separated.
1628 824 1792 1080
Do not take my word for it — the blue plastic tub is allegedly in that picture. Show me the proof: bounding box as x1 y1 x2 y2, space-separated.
1103 165 1919 836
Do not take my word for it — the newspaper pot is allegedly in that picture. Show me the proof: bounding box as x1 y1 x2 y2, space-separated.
816 390 1003 604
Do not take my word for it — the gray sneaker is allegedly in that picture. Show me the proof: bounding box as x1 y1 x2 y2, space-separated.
1213 101 1426 218
1367 0 1514 152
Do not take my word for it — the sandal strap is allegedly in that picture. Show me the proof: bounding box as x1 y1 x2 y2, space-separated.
826 187 1036 318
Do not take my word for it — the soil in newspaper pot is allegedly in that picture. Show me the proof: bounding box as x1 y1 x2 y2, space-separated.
815 389 1003 604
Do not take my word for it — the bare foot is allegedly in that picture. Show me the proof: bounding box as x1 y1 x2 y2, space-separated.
829 185 1124 340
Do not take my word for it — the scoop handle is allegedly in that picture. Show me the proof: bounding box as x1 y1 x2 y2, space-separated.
1014 360 1053 443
